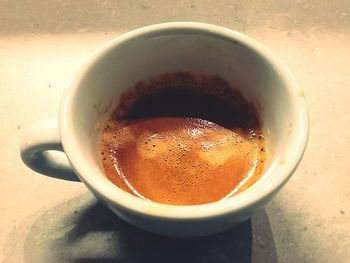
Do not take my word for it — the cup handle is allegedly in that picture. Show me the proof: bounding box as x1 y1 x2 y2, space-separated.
20 119 80 182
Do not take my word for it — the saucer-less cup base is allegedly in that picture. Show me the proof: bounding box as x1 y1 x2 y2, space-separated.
20 22 308 237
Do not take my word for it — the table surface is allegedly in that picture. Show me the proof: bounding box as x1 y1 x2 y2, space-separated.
1 0 349 262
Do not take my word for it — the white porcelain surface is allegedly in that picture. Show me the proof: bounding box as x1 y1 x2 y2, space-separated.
20 22 308 236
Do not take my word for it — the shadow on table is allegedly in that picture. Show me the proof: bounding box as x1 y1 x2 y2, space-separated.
23 193 277 263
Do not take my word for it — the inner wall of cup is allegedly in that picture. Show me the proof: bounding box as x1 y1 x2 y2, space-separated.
70 30 295 182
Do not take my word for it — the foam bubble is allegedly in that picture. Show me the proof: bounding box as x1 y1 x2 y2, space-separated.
136 133 168 159
101 116 266 205
198 132 244 166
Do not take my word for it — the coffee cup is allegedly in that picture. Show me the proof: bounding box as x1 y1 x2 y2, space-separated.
20 22 309 237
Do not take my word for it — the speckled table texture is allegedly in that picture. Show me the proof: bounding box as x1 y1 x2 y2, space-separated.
1 0 349 262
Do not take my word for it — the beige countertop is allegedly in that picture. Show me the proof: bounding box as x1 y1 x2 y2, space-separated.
1 0 349 262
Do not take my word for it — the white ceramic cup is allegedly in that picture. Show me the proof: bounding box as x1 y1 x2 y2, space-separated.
20 22 309 237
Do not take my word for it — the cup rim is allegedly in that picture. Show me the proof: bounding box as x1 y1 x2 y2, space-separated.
60 22 309 220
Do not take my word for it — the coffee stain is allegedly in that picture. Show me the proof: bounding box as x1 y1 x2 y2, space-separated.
102 100 112 114
95 121 101 130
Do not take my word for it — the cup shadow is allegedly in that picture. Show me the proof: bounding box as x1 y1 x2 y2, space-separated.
23 193 277 263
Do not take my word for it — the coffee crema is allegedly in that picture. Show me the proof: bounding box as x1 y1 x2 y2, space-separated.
100 72 266 205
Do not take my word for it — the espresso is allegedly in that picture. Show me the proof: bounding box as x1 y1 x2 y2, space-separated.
100 72 266 205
